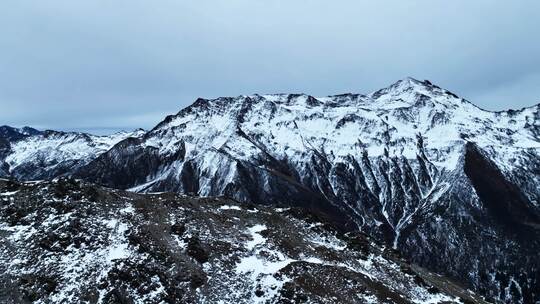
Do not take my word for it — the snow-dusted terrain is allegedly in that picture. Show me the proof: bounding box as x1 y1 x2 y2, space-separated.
1 78 539 303
0 127 144 180
0 179 489 303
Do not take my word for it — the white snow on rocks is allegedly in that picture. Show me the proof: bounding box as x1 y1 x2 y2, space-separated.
243 224 266 251
231 221 461 303
219 205 242 211
0 190 19 196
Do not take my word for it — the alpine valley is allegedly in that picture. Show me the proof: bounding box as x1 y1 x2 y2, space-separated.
1 78 539 303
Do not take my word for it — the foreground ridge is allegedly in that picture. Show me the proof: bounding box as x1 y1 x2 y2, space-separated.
0 178 489 303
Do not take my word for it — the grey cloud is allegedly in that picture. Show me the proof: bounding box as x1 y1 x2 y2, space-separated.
1 0 539 132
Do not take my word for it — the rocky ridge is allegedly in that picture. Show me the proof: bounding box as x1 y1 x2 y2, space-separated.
0 178 490 303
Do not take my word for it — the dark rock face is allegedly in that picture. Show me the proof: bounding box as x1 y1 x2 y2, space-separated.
461 143 540 303
76 137 183 190
0 179 489 303
464 142 540 229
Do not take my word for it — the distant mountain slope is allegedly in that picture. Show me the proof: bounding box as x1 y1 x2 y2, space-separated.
2 78 539 302
0 126 42 177
0 178 489 304
0 128 144 180
0 126 42 141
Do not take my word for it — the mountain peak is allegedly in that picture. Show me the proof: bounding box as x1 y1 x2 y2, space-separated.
371 77 438 98
395 76 427 86
367 77 466 110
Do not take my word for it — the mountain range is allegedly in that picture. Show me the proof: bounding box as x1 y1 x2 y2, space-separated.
1 77 539 303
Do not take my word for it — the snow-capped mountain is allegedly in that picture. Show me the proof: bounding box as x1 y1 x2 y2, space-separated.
2 78 539 302
0 178 489 303
0 128 144 180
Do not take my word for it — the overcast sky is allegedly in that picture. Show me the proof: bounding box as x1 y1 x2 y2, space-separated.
1 1 539 134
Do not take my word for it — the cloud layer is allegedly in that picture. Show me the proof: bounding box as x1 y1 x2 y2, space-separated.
1 1 539 133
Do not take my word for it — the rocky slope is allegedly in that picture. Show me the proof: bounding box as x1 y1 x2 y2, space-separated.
0 126 144 180
1 78 539 302
0 178 489 304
